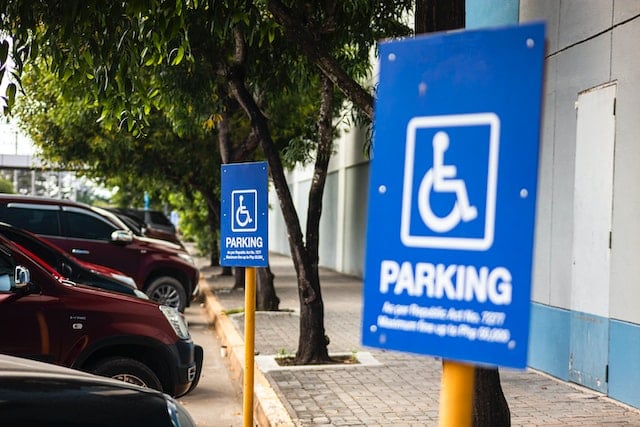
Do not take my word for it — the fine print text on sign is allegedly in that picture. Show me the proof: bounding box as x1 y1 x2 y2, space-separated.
220 162 269 267
362 22 545 369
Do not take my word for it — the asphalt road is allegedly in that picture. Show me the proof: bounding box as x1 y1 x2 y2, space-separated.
179 301 243 427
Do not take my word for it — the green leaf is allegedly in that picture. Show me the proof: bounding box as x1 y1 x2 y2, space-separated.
6 83 17 108
0 40 9 63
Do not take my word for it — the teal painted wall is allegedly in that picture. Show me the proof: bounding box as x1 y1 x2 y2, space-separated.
528 303 570 381
466 0 519 29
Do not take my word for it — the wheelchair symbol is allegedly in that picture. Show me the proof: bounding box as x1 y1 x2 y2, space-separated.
235 195 253 227
232 190 257 232
400 113 500 251
418 131 478 233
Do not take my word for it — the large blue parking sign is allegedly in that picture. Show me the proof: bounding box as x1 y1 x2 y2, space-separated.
362 23 545 369
220 162 269 267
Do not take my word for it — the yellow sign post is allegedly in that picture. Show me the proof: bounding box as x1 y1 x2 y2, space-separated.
438 360 475 427
243 267 256 427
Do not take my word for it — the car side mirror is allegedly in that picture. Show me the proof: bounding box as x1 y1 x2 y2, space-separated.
60 262 73 278
111 229 134 244
14 265 30 289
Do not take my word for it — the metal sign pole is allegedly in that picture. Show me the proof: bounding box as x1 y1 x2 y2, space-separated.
243 267 256 427
438 360 475 427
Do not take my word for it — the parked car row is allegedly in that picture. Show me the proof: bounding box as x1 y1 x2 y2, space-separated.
0 194 205 423
0 229 202 396
0 194 198 312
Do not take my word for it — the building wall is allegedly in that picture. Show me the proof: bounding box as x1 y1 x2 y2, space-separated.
267 122 369 277
519 0 640 408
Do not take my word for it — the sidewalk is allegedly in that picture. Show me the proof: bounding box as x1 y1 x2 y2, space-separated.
198 252 640 426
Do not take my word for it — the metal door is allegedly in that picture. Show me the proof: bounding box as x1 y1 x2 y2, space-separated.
569 83 616 393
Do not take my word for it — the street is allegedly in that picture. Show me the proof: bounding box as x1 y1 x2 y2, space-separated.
179 301 243 427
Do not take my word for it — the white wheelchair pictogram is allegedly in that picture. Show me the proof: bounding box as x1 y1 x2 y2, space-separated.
418 131 477 233
231 189 258 232
400 113 500 251
235 195 253 227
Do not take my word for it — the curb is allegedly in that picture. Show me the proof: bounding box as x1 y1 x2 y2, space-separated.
202 284 296 427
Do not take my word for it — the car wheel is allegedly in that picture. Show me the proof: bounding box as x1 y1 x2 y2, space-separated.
90 357 162 391
146 276 187 312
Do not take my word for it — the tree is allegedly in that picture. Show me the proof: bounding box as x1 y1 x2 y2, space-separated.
1 0 414 366
0 177 14 194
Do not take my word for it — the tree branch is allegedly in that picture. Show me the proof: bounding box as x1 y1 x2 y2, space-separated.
267 0 374 120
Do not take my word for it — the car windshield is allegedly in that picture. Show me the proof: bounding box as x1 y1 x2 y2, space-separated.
91 206 131 231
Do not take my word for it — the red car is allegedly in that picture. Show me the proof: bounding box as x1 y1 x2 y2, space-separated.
0 195 199 312
0 221 145 299
0 233 202 397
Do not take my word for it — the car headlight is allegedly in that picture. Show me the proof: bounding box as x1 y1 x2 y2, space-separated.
177 253 195 265
166 395 196 427
159 305 190 340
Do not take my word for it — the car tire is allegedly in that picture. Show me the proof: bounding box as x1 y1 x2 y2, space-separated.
145 276 187 312
90 357 162 391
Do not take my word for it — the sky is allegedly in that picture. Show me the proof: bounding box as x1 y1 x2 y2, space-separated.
1 35 36 156
0 121 36 155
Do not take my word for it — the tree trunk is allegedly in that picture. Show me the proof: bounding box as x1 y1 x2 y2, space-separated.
294 73 334 364
473 368 510 427
220 266 233 276
295 261 330 363
209 235 220 267
203 192 221 267
232 263 281 314
415 0 465 33
232 267 245 290
257 266 279 311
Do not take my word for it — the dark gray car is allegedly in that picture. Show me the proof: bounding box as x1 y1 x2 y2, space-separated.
0 353 196 426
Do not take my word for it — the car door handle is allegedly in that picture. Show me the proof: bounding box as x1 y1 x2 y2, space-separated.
71 249 90 255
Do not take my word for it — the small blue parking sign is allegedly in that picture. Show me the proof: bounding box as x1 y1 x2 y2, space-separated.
362 23 545 369
221 162 269 267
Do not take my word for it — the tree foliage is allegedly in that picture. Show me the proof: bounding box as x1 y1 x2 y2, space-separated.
2 0 419 367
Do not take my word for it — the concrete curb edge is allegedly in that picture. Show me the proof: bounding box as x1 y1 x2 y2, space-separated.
202 284 296 427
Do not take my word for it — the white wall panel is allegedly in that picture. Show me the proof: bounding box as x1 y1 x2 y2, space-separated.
319 172 339 269
549 34 612 309
614 0 640 24
558 0 614 50
343 164 369 277
531 56 557 305
571 84 616 318
609 17 640 323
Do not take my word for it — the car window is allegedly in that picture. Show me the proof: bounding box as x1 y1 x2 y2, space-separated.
1 228 60 269
147 211 173 227
61 210 117 241
0 205 61 236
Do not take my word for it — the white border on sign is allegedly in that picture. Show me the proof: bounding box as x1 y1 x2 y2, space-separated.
231 189 258 232
400 113 500 251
